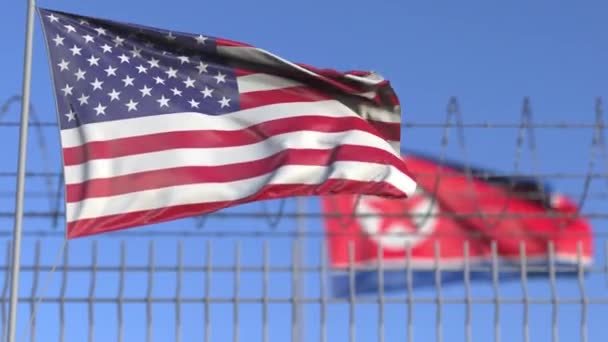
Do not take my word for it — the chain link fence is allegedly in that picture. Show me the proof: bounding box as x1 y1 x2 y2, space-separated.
0 95 607 341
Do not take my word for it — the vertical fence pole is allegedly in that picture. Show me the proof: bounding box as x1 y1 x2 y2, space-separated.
2 243 12 342
88 241 98 342
320 240 327 342
118 242 126 342
294 197 306 342
262 241 269 342
59 244 69 342
146 241 155 342
204 241 212 342
233 241 240 342
29 241 41 342
8 0 36 340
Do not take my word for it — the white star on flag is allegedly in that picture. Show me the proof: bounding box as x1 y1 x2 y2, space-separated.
108 89 121 101
125 99 139 111
188 99 200 108
195 34 208 44
57 59 70 71
77 94 90 105
104 65 118 77
121 75 135 87
156 95 170 107
87 55 100 66
214 72 226 83
61 84 73 96
195 61 208 74
165 67 178 78
94 27 107 36
83 34 95 44
218 96 231 108
200 87 213 98
183 77 196 88
53 34 65 46
65 109 76 121
74 68 86 80
90 78 104 91
101 44 113 53
93 102 107 115
139 85 153 97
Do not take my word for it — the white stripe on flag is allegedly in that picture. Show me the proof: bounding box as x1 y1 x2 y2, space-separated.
236 73 303 93
218 46 324 81
64 129 401 184
60 100 400 148
66 161 417 222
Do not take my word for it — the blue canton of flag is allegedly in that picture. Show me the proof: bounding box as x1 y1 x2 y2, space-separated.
41 9 240 129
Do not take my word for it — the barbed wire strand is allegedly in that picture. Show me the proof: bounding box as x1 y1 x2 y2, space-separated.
260 198 288 230
51 170 64 229
2 171 606 179
4 210 608 220
447 97 515 231
0 229 605 238
28 241 40 342
575 97 602 215
518 98 570 231
1 96 607 236
594 97 608 192
1 96 56 214
7 189 608 200
2 120 607 129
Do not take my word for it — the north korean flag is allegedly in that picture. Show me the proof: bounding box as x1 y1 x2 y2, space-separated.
321 152 593 296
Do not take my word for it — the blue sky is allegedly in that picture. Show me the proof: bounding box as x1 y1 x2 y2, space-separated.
1 0 607 341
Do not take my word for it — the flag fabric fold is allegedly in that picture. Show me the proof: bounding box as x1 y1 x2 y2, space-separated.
37 8 416 238
322 152 593 296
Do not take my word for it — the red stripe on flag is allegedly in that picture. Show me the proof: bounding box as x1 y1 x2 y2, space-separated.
296 63 345 79
294 63 373 94
345 70 372 77
216 38 252 47
388 91 400 106
67 179 406 238
65 145 406 202
62 116 398 165
234 68 256 77
369 92 399 107
239 86 332 109
368 120 400 142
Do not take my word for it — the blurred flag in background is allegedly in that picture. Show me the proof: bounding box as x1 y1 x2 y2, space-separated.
322 152 593 296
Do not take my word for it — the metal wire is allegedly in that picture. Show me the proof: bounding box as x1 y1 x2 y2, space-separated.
0 240 603 340
1 96 607 342
1 121 606 128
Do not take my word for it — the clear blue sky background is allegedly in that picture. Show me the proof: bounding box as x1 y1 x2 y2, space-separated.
1 0 607 341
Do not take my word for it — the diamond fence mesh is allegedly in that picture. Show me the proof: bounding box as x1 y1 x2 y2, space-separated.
0 95 607 342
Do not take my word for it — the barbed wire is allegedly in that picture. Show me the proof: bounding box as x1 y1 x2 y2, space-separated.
1 95 63 226
0 229 607 238
2 122 607 128
1 96 607 235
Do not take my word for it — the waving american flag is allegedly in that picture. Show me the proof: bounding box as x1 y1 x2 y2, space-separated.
38 7 416 238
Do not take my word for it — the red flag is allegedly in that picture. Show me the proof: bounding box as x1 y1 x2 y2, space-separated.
322 153 593 295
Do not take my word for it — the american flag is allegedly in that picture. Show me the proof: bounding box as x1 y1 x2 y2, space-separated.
38 8 417 238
